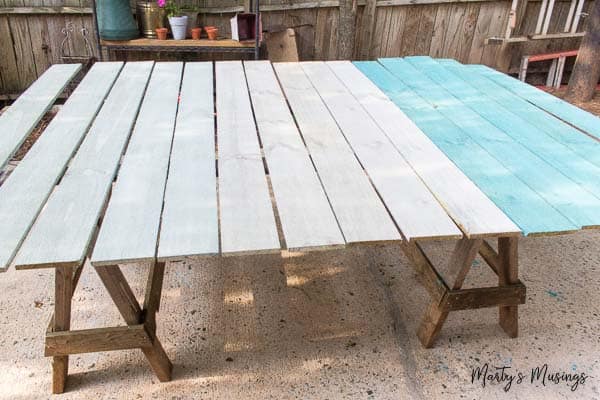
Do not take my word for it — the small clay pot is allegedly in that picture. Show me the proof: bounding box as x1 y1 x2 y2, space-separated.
155 27 168 40
206 27 218 40
191 27 202 40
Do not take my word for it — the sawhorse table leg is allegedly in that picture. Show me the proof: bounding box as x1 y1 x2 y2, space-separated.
401 236 525 348
47 261 172 393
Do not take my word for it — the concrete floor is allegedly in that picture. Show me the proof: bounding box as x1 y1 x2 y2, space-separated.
0 231 598 399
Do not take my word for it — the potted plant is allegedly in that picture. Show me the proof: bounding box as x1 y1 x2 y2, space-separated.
136 1 167 38
159 0 187 40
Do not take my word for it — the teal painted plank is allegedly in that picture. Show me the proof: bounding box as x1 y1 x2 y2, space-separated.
470 64 600 140
405 56 600 201
436 59 600 169
379 57 600 230
354 61 577 235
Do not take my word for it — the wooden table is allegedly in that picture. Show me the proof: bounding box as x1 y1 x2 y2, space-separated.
1 57 599 393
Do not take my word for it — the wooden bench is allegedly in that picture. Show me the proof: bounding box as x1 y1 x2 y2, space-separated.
1 58 599 394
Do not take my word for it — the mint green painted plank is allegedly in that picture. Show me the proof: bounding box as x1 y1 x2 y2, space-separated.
436 59 600 169
379 57 600 230
0 63 81 169
14 62 154 270
470 63 600 140
406 57 600 201
0 62 123 272
354 61 577 235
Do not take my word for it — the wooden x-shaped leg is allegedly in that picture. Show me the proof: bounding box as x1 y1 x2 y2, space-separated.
47 261 172 394
401 237 525 348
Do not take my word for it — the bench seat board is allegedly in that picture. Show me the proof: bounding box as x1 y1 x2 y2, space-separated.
244 61 345 251
379 58 600 232
0 62 123 272
355 61 576 236
158 62 219 260
0 63 81 169
471 64 600 141
91 62 183 266
274 62 401 244
14 62 154 269
438 60 600 169
407 57 600 201
215 61 280 255
333 61 520 238
301 61 462 241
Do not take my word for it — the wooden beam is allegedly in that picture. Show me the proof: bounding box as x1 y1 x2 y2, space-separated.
478 239 500 274
442 282 526 311
498 237 519 337
52 266 73 394
399 242 448 303
94 264 142 325
45 325 152 357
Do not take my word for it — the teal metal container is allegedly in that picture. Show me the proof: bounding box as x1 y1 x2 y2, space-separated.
97 0 139 40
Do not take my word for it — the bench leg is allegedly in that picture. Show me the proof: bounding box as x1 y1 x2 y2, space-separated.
52 266 73 394
498 237 519 337
416 239 482 348
402 237 525 348
94 262 172 381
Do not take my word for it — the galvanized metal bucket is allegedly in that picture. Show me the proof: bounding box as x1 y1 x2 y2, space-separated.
136 1 167 38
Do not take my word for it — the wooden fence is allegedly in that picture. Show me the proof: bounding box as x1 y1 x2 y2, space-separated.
0 0 592 94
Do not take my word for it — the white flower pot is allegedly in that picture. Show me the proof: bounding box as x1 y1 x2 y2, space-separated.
168 15 188 40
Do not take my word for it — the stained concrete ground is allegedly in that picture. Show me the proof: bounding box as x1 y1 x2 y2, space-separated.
0 230 599 399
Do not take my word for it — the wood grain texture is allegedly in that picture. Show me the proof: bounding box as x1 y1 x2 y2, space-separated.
472 63 600 140
91 62 182 266
342 61 520 238
14 62 153 270
244 60 345 251
216 61 280 255
158 62 219 261
429 59 600 200
0 62 122 272
0 63 80 168
402 57 600 230
449 61 600 168
274 62 400 244
375 58 587 235
305 61 461 241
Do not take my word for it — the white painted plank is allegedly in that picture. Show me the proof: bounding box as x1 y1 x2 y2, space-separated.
14 62 154 269
328 61 520 238
216 61 280 255
0 63 81 169
91 62 183 266
301 61 462 241
244 60 345 251
0 62 123 272
158 62 219 261
273 62 400 244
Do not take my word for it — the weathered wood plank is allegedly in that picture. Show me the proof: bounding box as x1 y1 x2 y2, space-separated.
216 61 280 255
45 324 152 356
0 63 80 169
449 62 600 168
431 59 600 200
274 62 400 244
14 62 153 270
306 61 461 241
376 58 590 234
0 62 122 272
343 61 521 237
402 57 600 230
90 62 182 266
158 62 219 261
244 61 345 251
497 236 519 336
443 281 526 311
472 63 600 140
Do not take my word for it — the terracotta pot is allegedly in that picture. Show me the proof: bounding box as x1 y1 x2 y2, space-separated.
191 27 202 40
206 27 218 40
155 27 168 40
